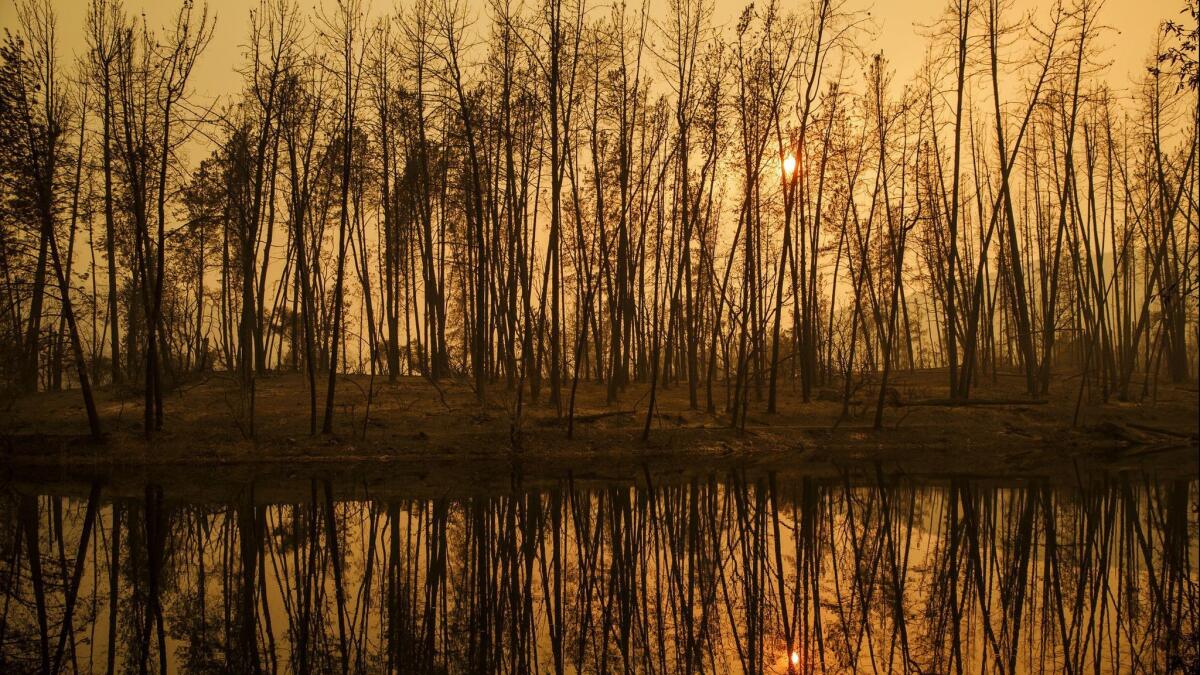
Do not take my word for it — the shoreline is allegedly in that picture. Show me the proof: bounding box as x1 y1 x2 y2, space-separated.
4 371 1196 492
4 420 1195 496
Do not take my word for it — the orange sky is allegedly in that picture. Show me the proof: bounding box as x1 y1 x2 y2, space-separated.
0 0 1182 105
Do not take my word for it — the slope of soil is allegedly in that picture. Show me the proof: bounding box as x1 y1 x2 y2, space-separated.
2 369 1196 487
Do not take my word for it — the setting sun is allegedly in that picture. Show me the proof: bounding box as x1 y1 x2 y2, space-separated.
782 153 797 179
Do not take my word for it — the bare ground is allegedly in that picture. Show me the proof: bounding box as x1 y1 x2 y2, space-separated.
2 369 1197 492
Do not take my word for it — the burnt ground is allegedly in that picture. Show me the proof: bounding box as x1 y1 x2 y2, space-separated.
2 368 1197 495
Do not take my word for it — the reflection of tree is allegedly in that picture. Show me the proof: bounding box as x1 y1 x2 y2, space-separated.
0 493 103 673
2 475 1196 672
165 504 227 672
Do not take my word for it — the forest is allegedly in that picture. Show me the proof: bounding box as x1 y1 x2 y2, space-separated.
0 0 1197 453
0 0 1198 673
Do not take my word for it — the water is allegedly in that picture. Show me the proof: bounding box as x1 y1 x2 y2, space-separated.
1 466 1196 673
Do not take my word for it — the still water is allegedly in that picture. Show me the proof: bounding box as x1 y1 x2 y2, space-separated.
0 467 1196 673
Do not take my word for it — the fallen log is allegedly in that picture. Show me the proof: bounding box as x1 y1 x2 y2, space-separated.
1125 422 1196 440
903 398 1048 407
572 410 636 423
537 410 636 427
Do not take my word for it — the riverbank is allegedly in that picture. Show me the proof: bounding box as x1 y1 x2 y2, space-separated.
3 370 1197 486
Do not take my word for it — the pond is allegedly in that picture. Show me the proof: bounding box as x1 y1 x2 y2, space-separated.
1 465 1196 673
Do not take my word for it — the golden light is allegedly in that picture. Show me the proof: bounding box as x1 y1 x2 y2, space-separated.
790 651 800 666
782 153 797 180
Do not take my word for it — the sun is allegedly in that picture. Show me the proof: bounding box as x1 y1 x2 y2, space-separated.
782 153 797 179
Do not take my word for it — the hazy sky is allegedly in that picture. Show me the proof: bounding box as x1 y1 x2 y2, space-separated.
0 0 1183 106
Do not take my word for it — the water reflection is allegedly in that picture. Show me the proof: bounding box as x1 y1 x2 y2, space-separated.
1 469 1196 673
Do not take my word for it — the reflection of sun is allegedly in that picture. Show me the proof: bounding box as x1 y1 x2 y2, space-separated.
782 153 797 179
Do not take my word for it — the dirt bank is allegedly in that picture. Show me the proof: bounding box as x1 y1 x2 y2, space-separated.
3 370 1197 486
